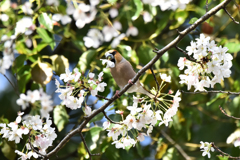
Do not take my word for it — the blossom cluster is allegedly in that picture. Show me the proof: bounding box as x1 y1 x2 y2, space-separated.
83 19 136 49
200 141 215 158
0 112 57 159
51 0 98 28
178 34 233 91
56 68 107 110
103 74 181 149
0 35 16 74
0 1 37 74
142 0 192 11
16 89 53 118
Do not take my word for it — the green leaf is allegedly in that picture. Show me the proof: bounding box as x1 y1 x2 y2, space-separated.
32 42 48 53
100 137 111 153
217 155 229 160
31 62 47 86
232 96 240 109
17 65 32 93
189 17 198 24
0 0 11 11
38 13 53 31
162 147 178 160
50 55 69 75
136 143 143 157
53 105 69 132
78 50 96 72
1 139 16 160
170 10 188 30
85 127 103 151
107 0 117 5
78 142 88 158
132 0 143 21
225 42 240 53
161 52 169 63
89 127 103 141
138 44 160 69
12 54 27 73
36 28 55 50
149 12 171 39
108 114 121 122
206 93 223 106
89 112 104 123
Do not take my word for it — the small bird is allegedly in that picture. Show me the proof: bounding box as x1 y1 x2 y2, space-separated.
105 50 155 99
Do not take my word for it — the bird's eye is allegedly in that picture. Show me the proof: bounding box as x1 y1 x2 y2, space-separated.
106 53 114 60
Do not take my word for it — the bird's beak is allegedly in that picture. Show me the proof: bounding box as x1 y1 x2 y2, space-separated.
105 53 114 60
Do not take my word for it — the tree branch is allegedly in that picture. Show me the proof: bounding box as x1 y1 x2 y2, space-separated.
96 94 110 100
206 0 209 12
211 142 240 159
2 73 19 97
161 130 192 160
219 105 240 120
180 90 240 95
175 46 199 63
28 131 47 158
223 8 239 24
44 0 236 159
102 111 123 125
79 132 101 160
150 67 160 98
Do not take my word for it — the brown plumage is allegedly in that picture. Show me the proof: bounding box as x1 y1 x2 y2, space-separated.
105 50 154 99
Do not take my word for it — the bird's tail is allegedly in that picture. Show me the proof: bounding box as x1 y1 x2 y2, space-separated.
138 86 155 99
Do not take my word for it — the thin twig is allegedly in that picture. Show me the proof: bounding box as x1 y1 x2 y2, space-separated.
161 130 192 160
176 29 183 35
28 131 47 158
224 8 239 24
175 46 200 64
79 132 101 160
180 90 240 95
150 67 160 98
96 94 110 100
211 142 240 159
3 74 19 97
219 106 240 120
206 0 209 12
102 111 123 124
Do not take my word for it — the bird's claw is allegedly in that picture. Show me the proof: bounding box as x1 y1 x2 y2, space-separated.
115 90 120 98
128 79 134 84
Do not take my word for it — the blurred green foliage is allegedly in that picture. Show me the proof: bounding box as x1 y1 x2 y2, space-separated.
0 0 240 159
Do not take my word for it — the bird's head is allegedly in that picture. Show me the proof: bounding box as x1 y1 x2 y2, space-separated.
105 50 123 64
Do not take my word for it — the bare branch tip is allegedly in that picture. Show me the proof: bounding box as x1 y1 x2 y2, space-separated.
224 8 239 24
176 29 183 35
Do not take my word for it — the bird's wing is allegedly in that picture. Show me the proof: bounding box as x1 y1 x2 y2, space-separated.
118 60 137 81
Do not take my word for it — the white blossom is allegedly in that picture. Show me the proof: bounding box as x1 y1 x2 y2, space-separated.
200 141 214 158
100 59 115 68
160 73 171 82
142 11 152 23
52 14 72 25
178 34 232 91
22 2 33 15
126 26 138 37
83 29 104 48
109 8 118 18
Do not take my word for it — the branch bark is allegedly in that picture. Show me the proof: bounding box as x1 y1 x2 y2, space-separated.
211 142 240 159
180 90 240 95
161 130 192 160
44 0 236 158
